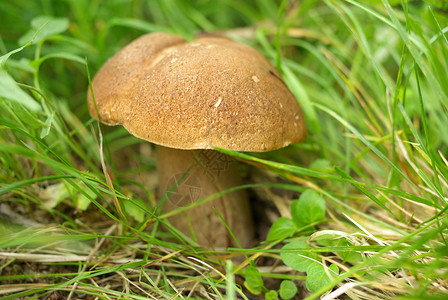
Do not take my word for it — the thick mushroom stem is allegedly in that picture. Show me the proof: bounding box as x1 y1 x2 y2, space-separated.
156 145 254 248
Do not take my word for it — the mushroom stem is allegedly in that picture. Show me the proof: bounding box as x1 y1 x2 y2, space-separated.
156 145 254 248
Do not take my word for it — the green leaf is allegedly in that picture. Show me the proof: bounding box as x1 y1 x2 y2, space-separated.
38 180 95 211
19 16 69 45
291 189 326 227
30 52 86 69
40 111 54 138
305 263 339 293
107 17 166 33
244 264 264 295
265 290 278 300
279 280 298 300
309 158 333 172
0 69 41 111
313 234 363 263
280 240 317 272
39 182 70 208
8 58 35 73
74 182 96 211
0 45 32 68
123 198 149 222
2 100 43 129
266 217 297 241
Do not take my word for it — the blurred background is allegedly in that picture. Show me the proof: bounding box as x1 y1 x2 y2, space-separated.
1 0 448 299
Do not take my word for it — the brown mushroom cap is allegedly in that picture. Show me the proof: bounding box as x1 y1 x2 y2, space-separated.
87 33 306 152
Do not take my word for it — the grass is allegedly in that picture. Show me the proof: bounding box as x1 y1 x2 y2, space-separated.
1 0 448 299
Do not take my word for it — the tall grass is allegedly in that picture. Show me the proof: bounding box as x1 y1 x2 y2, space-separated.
1 0 447 299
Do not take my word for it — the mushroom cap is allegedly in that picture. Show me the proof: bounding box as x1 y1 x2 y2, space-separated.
87 33 306 152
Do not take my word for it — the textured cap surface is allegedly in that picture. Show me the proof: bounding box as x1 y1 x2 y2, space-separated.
87 33 306 152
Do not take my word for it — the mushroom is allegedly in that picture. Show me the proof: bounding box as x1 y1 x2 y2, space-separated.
87 33 306 248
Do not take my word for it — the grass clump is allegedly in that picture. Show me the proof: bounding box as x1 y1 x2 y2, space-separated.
1 0 448 299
